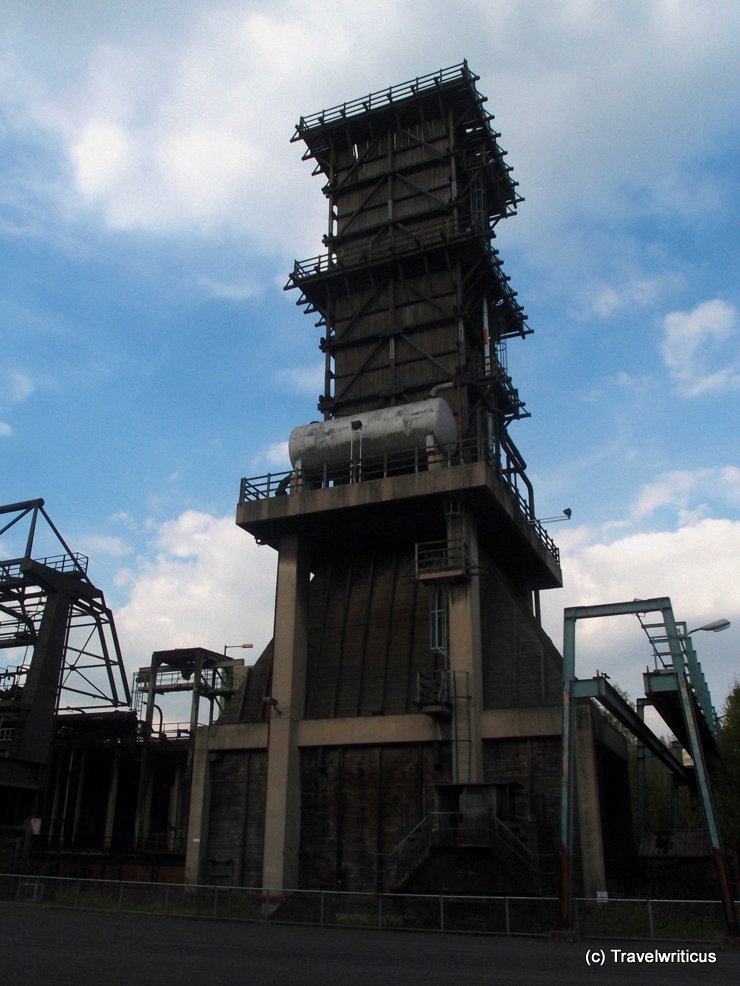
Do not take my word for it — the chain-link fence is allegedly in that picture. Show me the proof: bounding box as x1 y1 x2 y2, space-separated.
0 873 734 941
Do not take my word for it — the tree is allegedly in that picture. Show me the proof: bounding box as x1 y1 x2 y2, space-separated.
712 681 740 891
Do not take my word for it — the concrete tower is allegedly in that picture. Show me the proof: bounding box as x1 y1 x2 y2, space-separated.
187 63 564 895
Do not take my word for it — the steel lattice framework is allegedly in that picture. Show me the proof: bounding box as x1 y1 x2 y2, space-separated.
0 499 129 781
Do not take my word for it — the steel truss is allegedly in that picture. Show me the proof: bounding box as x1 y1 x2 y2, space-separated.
0 499 130 779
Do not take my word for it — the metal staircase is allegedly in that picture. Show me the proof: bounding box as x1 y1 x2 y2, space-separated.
388 809 552 894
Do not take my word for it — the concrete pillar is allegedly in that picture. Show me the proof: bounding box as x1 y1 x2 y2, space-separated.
446 510 483 783
261 534 310 890
168 763 183 850
185 726 211 885
574 705 607 898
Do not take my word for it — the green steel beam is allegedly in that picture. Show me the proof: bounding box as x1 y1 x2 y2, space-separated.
571 676 687 782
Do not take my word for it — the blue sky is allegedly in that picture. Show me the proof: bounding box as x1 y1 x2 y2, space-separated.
1 0 738 718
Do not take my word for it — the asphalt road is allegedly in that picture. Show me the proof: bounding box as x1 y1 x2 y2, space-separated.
2 903 738 986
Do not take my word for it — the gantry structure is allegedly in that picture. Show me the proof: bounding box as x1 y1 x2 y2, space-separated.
0 499 129 835
560 598 737 936
188 62 566 896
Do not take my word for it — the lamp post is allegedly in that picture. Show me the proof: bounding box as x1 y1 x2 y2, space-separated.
224 643 254 656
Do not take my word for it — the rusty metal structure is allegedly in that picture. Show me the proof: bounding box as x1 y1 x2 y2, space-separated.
187 62 570 895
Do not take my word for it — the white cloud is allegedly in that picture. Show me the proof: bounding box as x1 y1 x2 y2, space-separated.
614 371 655 395
81 534 132 557
3 0 737 266
1 369 34 406
72 121 132 200
197 275 260 301
8 1 401 251
262 441 290 467
481 0 740 228
662 299 740 396
540 458 740 710
579 273 680 320
541 516 740 707
631 469 709 521
116 509 277 675
276 364 324 396
0 365 39 442
719 465 740 500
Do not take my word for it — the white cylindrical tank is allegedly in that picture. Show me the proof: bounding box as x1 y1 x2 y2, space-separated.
288 397 458 471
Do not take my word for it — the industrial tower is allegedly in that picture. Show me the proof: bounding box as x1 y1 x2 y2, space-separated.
187 63 565 895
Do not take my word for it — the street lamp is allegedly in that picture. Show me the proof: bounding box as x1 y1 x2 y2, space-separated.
532 508 572 524
688 619 731 634
224 643 254 656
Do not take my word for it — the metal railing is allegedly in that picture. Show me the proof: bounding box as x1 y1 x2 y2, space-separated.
239 438 560 566
389 811 552 893
1 873 735 941
415 538 471 580
0 552 88 582
134 669 195 691
287 221 524 332
415 670 451 710
638 615 719 735
41 833 187 854
289 217 496 280
294 63 475 135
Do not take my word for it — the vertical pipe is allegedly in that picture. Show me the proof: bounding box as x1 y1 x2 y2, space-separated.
189 651 204 739
450 670 459 785
636 701 647 842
